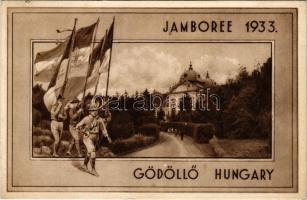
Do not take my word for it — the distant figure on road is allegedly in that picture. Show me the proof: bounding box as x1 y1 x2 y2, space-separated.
181 122 188 141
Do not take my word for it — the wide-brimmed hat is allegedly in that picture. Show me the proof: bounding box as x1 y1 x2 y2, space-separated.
70 98 80 104
88 103 100 111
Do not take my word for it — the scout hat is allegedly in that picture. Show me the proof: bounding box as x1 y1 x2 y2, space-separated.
88 103 100 111
71 97 80 104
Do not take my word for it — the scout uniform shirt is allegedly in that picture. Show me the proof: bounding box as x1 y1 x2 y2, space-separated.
68 106 82 126
79 114 109 137
78 114 109 153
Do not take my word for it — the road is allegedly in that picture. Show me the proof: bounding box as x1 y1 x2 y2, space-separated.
124 132 216 157
25 132 216 184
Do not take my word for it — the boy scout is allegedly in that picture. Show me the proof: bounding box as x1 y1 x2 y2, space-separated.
50 95 66 157
76 103 112 176
64 98 83 157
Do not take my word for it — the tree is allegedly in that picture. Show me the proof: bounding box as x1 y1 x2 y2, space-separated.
32 84 50 120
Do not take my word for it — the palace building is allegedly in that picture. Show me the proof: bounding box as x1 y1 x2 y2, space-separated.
162 62 216 119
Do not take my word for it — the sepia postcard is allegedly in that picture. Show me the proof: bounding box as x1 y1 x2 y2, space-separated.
0 1 306 199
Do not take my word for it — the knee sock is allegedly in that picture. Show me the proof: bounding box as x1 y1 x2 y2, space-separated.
84 155 90 166
90 157 96 170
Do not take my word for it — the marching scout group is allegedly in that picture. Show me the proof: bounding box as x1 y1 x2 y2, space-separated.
50 95 112 176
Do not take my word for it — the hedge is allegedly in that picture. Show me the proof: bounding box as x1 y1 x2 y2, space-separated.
110 134 156 154
107 112 135 139
195 123 215 143
139 123 160 139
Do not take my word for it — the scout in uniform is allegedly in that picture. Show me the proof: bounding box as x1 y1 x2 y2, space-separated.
76 103 112 176
50 95 66 157
64 98 83 157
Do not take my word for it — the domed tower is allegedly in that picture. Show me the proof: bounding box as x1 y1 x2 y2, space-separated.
203 71 216 86
179 61 203 83
163 61 217 119
169 61 216 93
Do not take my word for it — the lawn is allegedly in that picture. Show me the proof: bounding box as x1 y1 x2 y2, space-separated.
210 137 271 158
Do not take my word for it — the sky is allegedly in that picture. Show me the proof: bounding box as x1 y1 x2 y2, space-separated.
34 42 271 96
99 42 271 95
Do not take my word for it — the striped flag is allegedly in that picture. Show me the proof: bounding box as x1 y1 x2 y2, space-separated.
34 37 70 84
94 20 114 74
43 20 99 111
83 20 114 95
56 21 99 104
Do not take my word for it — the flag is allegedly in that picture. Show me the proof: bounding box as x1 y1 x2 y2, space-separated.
34 37 70 83
54 20 99 104
43 20 98 111
84 20 114 95
93 20 114 74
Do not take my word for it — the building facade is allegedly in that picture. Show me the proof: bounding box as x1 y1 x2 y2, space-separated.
162 62 216 119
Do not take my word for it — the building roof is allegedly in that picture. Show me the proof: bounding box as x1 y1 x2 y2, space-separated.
179 62 203 82
168 62 216 94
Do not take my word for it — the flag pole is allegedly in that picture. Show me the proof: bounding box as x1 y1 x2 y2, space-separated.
80 18 100 105
93 70 101 96
105 17 115 99
60 18 78 97
94 29 108 96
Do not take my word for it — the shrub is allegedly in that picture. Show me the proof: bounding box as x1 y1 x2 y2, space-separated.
96 147 115 157
39 120 51 130
41 146 52 155
186 123 199 137
254 111 272 139
57 140 70 155
33 147 42 155
32 108 42 126
108 112 135 139
110 134 156 154
33 135 54 147
33 126 52 136
194 123 215 143
41 129 53 137
139 123 160 139
109 122 135 139
33 126 43 136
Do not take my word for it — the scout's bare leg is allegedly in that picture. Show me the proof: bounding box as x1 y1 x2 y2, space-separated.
67 139 74 156
67 125 82 157
87 134 98 176
51 121 60 157
75 139 81 157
